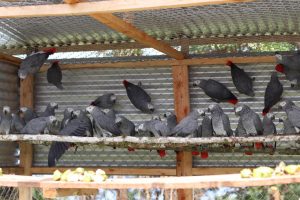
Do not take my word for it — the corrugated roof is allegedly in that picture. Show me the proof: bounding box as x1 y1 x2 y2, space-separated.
1 0 300 54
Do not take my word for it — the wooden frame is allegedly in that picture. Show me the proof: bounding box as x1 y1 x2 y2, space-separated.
0 0 254 18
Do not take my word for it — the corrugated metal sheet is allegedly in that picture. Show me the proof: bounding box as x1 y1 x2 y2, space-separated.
33 66 175 167
190 63 300 167
0 62 19 167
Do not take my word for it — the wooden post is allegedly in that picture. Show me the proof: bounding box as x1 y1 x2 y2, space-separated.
19 187 32 200
172 65 192 200
19 75 34 176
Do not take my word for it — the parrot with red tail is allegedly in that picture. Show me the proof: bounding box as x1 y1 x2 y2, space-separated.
226 60 254 97
262 72 283 116
193 79 238 105
18 48 56 79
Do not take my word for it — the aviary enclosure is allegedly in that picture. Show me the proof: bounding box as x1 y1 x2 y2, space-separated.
0 0 300 199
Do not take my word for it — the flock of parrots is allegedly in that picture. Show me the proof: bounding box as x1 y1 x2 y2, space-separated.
0 48 299 166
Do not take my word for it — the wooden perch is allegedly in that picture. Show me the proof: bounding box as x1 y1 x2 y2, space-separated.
2 134 300 149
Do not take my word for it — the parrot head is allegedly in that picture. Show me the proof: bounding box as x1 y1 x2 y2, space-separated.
275 64 285 73
50 102 58 109
19 107 28 113
115 116 123 125
49 116 57 123
138 123 146 131
67 108 74 113
86 106 95 114
192 80 201 87
73 110 81 118
18 69 28 80
274 52 283 61
147 103 155 112
196 109 205 116
3 106 10 115
110 94 117 102
152 115 161 121
234 105 243 116
163 111 173 118
266 113 275 120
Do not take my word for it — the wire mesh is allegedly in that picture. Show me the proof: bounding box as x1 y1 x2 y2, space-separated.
1 0 300 53
0 187 18 200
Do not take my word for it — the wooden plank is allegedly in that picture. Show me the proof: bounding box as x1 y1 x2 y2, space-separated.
19 187 32 200
39 56 276 72
43 188 98 198
38 174 300 190
31 167 176 176
64 0 80 4
0 0 254 18
90 13 184 60
2 167 24 175
19 75 34 176
172 65 192 200
0 53 21 66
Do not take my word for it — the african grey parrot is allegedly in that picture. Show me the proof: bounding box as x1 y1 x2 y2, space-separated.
40 102 58 117
163 111 177 131
226 61 254 97
60 108 74 130
18 48 56 79
47 61 63 90
20 116 57 134
262 72 283 116
47 110 93 167
275 64 300 88
90 93 117 109
19 107 38 124
235 104 263 149
200 114 213 138
279 99 300 129
193 79 238 105
115 116 136 136
86 105 121 136
235 105 263 136
171 109 203 137
275 51 300 71
208 104 233 137
262 113 277 150
0 106 12 135
279 117 298 135
123 80 154 113
11 113 25 133
138 116 170 137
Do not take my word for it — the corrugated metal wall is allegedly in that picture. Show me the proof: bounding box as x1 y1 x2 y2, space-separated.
33 65 176 167
190 63 300 167
0 61 19 167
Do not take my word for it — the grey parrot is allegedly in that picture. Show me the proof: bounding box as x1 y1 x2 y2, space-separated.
279 117 298 135
171 109 203 137
235 117 254 152
262 72 283 116
193 79 238 105
235 104 263 149
86 105 121 136
262 113 277 151
19 107 38 124
40 102 58 117
47 61 63 90
138 117 170 137
48 111 93 167
208 104 233 137
20 116 57 134
0 106 12 135
115 116 136 136
163 111 177 131
275 51 300 71
279 100 300 129
90 93 117 109
275 64 300 88
18 48 56 79
123 80 154 113
11 113 25 133
226 60 254 97
200 114 213 138
60 108 74 130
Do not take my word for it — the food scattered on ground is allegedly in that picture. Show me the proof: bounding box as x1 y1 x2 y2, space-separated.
52 168 107 182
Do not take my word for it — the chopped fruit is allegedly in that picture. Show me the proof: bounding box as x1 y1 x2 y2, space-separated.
240 169 252 178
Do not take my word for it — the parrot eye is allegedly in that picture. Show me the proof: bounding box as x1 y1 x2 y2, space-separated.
280 101 286 107
235 106 242 112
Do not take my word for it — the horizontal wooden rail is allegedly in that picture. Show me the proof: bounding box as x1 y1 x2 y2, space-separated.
0 0 253 18
40 55 276 72
0 134 299 149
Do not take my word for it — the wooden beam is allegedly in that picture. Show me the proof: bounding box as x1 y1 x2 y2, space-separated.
43 188 98 198
90 13 185 59
39 55 276 72
0 53 21 66
19 75 34 175
0 0 254 18
64 0 80 4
